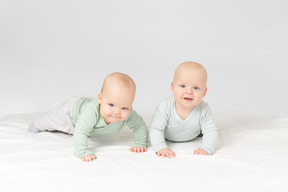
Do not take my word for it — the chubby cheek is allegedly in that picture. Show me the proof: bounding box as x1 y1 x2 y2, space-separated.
121 111 131 121
100 107 110 117
172 90 181 98
195 94 205 103
176 93 184 101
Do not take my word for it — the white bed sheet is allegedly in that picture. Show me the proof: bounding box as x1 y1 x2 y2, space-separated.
0 113 288 192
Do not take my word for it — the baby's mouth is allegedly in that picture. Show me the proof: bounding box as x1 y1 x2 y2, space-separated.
184 97 193 101
110 115 120 119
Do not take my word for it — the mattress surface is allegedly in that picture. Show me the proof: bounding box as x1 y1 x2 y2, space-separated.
0 113 287 192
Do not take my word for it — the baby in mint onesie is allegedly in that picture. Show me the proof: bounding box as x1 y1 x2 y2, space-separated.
150 62 218 158
29 72 148 162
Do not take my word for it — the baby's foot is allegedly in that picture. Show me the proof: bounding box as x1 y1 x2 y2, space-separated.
28 123 40 133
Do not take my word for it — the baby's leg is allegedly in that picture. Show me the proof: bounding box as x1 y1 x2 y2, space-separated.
30 96 81 134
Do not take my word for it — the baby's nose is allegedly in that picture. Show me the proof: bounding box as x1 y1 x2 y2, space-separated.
114 109 121 115
186 88 193 94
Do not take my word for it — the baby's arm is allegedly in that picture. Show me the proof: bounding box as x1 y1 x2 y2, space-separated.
150 101 171 156
199 105 218 155
73 130 96 161
73 110 97 161
157 147 176 158
126 111 148 152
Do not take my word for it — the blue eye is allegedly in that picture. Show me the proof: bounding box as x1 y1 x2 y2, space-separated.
109 104 114 107
193 87 199 90
180 85 185 88
122 107 128 110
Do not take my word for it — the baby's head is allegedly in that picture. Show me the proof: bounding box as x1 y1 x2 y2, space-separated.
171 61 208 111
98 72 136 124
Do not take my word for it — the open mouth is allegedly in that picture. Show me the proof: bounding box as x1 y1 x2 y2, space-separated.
184 97 193 101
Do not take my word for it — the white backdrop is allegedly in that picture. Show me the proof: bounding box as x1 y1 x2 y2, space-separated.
1 0 288 118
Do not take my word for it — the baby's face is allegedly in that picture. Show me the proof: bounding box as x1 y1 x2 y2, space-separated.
171 67 207 111
98 85 134 124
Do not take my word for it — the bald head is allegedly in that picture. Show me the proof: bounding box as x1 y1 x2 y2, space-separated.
98 72 136 124
173 61 207 85
101 72 136 96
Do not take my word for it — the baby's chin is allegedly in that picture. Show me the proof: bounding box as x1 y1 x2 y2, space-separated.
107 117 126 124
178 100 197 108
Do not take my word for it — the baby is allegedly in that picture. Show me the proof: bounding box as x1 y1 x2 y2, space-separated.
150 62 218 158
29 72 148 161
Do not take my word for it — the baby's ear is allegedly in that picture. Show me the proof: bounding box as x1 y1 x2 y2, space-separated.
97 94 102 104
170 82 174 92
203 87 208 96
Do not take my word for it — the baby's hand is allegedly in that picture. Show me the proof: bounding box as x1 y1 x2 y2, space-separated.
194 148 210 155
130 147 147 153
81 154 97 162
157 148 176 158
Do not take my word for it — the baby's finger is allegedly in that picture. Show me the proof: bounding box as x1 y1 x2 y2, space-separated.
92 155 97 160
130 147 135 152
135 148 140 153
165 152 171 158
169 151 176 157
161 152 167 158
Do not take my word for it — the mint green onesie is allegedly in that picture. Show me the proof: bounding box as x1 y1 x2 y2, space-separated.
33 96 148 158
72 98 148 158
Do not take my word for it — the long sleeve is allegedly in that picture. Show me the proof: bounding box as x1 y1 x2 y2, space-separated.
199 105 218 154
150 97 218 154
126 110 148 147
149 100 170 152
73 104 97 158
